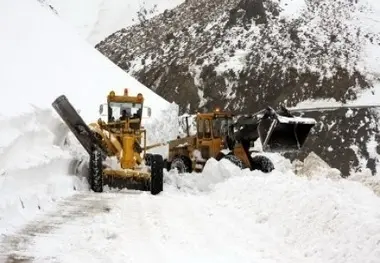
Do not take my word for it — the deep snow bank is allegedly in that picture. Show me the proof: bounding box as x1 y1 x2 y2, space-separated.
0 109 89 235
0 0 173 123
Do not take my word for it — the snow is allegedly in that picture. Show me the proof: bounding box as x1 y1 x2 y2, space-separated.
47 0 185 45
0 0 174 123
277 115 316 125
2 156 380 263
276 0 307 20
0 109 89 235
291 98 342 109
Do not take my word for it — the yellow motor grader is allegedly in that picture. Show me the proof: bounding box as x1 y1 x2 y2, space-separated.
164 106 317 174
52 89 164 194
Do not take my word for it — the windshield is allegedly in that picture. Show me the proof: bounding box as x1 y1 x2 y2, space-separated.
108 102 143 121
213 117 233 138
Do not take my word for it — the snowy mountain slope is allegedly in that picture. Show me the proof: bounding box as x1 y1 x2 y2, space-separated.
96 0 380 176
40 0 185 45
2 158 380 263
0 0 175 124
96 0 380 112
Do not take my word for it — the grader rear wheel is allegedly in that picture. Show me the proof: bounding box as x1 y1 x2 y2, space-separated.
150 154 164 195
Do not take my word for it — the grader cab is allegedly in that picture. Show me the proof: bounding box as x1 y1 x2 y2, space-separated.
165 107 317 173
52 89 164 195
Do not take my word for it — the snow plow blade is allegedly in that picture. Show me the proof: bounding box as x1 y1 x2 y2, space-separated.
52 95 108 157
258 113 316 152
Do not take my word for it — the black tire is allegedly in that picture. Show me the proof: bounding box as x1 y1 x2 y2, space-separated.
145 153 153 166
215 151 225 161
89 148 103 192
150 154 164 195
163 159 171 170
251 155 274 173
223 154 244 169
170 155 192 173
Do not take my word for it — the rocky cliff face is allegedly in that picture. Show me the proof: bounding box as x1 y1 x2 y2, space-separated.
95 0 380 176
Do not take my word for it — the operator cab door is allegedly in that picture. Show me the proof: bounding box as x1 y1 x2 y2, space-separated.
196 118 222 159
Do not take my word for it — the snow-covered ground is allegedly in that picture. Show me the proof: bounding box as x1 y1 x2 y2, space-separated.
46 0 185 45
1 0 380 262
1 150 380 263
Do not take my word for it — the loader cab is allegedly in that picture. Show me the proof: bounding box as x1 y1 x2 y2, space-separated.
195 109 234 159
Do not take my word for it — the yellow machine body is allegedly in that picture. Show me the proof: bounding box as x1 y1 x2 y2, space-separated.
164 107 316 173
89 89 151 175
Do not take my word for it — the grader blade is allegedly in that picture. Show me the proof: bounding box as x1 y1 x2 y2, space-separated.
258 114 316 152
52 95 107 157
102 154 163 195
103 174 150 192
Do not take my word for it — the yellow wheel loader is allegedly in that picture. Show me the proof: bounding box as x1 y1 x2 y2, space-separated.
52 89 164 195
164 106 317 174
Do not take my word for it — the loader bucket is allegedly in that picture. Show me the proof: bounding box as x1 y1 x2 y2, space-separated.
258 115 316 152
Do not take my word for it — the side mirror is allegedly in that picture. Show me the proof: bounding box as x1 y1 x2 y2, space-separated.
143 107 152 117
99 104 103 114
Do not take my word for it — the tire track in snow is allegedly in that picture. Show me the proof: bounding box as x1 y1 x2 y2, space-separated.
0 192 118 263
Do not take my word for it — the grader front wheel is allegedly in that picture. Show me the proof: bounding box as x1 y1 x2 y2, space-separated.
89 148 103 193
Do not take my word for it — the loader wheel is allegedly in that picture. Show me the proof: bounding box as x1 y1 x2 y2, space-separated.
215 152 225 161
170 155 192 174
150 154 164 195
145 153 153 166
251 155 274 173
89 148 103 193
223 154 244 169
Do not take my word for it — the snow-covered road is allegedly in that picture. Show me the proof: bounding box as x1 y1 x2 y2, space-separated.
1 157 380 263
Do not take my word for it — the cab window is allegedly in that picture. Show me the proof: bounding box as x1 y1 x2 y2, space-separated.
204 119 211 138
213 119 221 138
197 119 204 138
